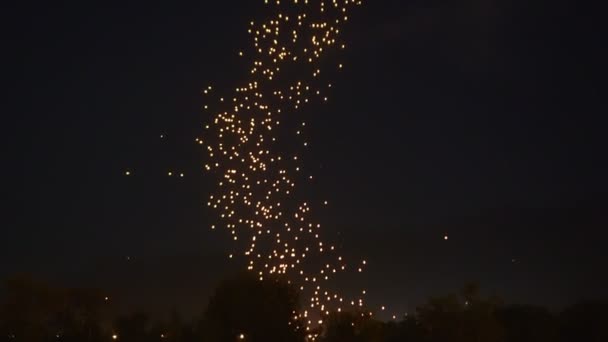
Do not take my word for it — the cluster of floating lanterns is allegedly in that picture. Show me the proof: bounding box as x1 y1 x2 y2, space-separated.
198 0 398 337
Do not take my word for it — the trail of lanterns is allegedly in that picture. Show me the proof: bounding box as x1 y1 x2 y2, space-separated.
198 0 396 337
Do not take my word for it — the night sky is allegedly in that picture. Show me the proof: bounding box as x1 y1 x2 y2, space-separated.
3 0 606 318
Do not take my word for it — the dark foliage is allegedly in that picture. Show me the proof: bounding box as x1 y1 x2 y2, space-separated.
200 273 305 342
0 275 606 342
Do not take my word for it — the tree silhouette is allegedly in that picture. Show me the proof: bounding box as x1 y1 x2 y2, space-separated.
318 310 387 342
416 283 504 342
200 273 305 342
61 287 107 342
114 312 151 342
0 274 108 342
1 274 606 342
497 305 558 342
0 274 63 341
384 316 426 342
559 300 608 342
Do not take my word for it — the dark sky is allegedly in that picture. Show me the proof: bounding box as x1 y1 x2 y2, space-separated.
3 0 606 318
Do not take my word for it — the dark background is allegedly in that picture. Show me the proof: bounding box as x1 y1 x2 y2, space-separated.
2 0 606 319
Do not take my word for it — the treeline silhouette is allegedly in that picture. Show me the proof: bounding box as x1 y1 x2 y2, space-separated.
0 273 606 342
